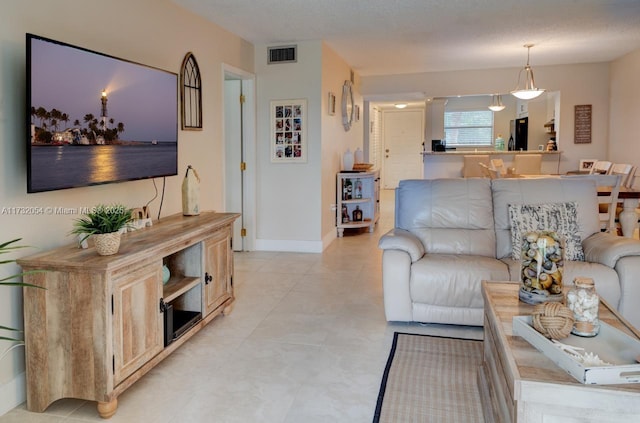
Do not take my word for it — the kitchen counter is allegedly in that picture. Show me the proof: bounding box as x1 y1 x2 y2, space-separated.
423 150 561 156
422 150 562 178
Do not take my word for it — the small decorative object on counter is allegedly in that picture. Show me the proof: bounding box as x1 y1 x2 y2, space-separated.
182 165 200 216
531 302 574 339
162 265 171 284
508 134 515 151
354 147 364 164
495 134 505 151
355 179 363 198
352 205 363 222
519 231 564 305
343 148 354 171
566 277 600 337
341 204 349 223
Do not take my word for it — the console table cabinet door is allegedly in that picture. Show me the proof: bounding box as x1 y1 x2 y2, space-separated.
112 263 164 385
203 230 233 316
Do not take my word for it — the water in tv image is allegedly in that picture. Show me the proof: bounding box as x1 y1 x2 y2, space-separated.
27 35 178 192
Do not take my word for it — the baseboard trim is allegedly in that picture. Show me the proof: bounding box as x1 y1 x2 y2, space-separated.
322 228 337 250
254 239 323 253
0 371 25 417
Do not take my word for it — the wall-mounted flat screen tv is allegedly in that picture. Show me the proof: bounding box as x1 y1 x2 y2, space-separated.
26 33 178 193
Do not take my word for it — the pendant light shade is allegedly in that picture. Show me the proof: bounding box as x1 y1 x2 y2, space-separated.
511 44 545 100
488 94 505 112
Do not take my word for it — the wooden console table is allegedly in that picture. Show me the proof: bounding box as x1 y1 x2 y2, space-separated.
18 211 239 418
479 282 640 423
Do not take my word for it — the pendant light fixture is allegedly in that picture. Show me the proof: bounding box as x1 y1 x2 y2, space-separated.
488 94 505 112
511 44 545 100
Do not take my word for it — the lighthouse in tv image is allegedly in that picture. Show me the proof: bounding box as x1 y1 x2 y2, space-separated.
100 88 108 129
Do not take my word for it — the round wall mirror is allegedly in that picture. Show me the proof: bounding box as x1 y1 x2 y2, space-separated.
342 80 354 131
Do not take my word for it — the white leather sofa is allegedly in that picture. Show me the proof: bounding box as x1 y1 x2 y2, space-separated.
378 178 640 328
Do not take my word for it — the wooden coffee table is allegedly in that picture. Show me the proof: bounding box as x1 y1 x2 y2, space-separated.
478 281 640 423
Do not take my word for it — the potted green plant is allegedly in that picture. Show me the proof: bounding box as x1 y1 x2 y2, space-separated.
1 238 43 360
70 204 133 256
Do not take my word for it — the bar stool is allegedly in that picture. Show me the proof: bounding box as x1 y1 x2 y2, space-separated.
462 155 490 178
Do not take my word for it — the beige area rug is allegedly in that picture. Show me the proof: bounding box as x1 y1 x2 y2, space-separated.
373 332 484 423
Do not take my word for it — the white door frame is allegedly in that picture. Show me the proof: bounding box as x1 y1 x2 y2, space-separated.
222 64 256 251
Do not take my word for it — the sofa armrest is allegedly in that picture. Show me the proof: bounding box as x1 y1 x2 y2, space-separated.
378 228 425 263
582 232 640 268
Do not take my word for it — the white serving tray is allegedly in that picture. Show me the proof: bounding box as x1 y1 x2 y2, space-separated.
512 315 640 385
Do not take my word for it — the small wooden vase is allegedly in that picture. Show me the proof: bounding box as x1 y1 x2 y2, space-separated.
93 232 121 256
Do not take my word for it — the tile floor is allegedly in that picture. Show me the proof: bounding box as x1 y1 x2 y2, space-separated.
0 190 482 423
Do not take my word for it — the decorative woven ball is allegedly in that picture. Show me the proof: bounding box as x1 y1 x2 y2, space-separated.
531 302 575 339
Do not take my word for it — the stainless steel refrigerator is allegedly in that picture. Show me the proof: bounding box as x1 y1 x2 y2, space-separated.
509 117 528 151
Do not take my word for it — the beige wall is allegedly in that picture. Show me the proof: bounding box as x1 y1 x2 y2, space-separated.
362 63 611 173
253 41 324 251
609 48 640 187
253 41 361 251
0 0 253 413
320 43 363 246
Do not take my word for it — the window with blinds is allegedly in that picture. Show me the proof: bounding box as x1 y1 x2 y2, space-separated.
444 110 493 147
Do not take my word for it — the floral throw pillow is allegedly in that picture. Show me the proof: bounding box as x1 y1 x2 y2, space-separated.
508 201 584 261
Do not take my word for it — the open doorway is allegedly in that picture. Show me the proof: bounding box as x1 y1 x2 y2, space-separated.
223 65 256 251
365 97 426 190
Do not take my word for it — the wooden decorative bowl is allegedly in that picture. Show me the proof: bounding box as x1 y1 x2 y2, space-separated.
353 163 374 171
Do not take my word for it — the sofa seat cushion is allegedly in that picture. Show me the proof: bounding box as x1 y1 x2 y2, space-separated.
501 258 621 309
410 254 510 309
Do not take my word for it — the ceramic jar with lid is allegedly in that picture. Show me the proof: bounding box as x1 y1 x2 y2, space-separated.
566 277 600 337
354 147 364 164
343 149 354 171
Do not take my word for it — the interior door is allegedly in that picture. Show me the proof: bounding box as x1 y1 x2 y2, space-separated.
382 109 424 189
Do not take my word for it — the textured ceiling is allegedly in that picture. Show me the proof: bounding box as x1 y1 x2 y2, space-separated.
173 0 640 76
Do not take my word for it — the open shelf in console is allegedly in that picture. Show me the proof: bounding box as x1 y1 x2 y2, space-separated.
162 243 203 347
163 276 200 303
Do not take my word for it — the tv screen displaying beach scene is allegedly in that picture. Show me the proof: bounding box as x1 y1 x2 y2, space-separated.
27 34 178 193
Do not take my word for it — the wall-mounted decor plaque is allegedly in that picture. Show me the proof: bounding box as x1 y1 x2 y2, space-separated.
574 104 592 144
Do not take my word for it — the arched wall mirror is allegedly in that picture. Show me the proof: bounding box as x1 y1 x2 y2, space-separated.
180 52 202 130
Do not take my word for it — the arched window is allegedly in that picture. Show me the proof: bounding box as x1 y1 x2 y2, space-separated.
180 52 202 130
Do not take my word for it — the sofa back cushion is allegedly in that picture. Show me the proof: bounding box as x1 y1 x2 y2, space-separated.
492 178 601 260
395 179 496 257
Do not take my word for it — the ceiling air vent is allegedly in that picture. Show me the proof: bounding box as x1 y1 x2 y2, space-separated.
268 45 297 64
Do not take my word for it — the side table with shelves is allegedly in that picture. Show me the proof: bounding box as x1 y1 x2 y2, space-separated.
336 170 380 237
18 211 239 419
